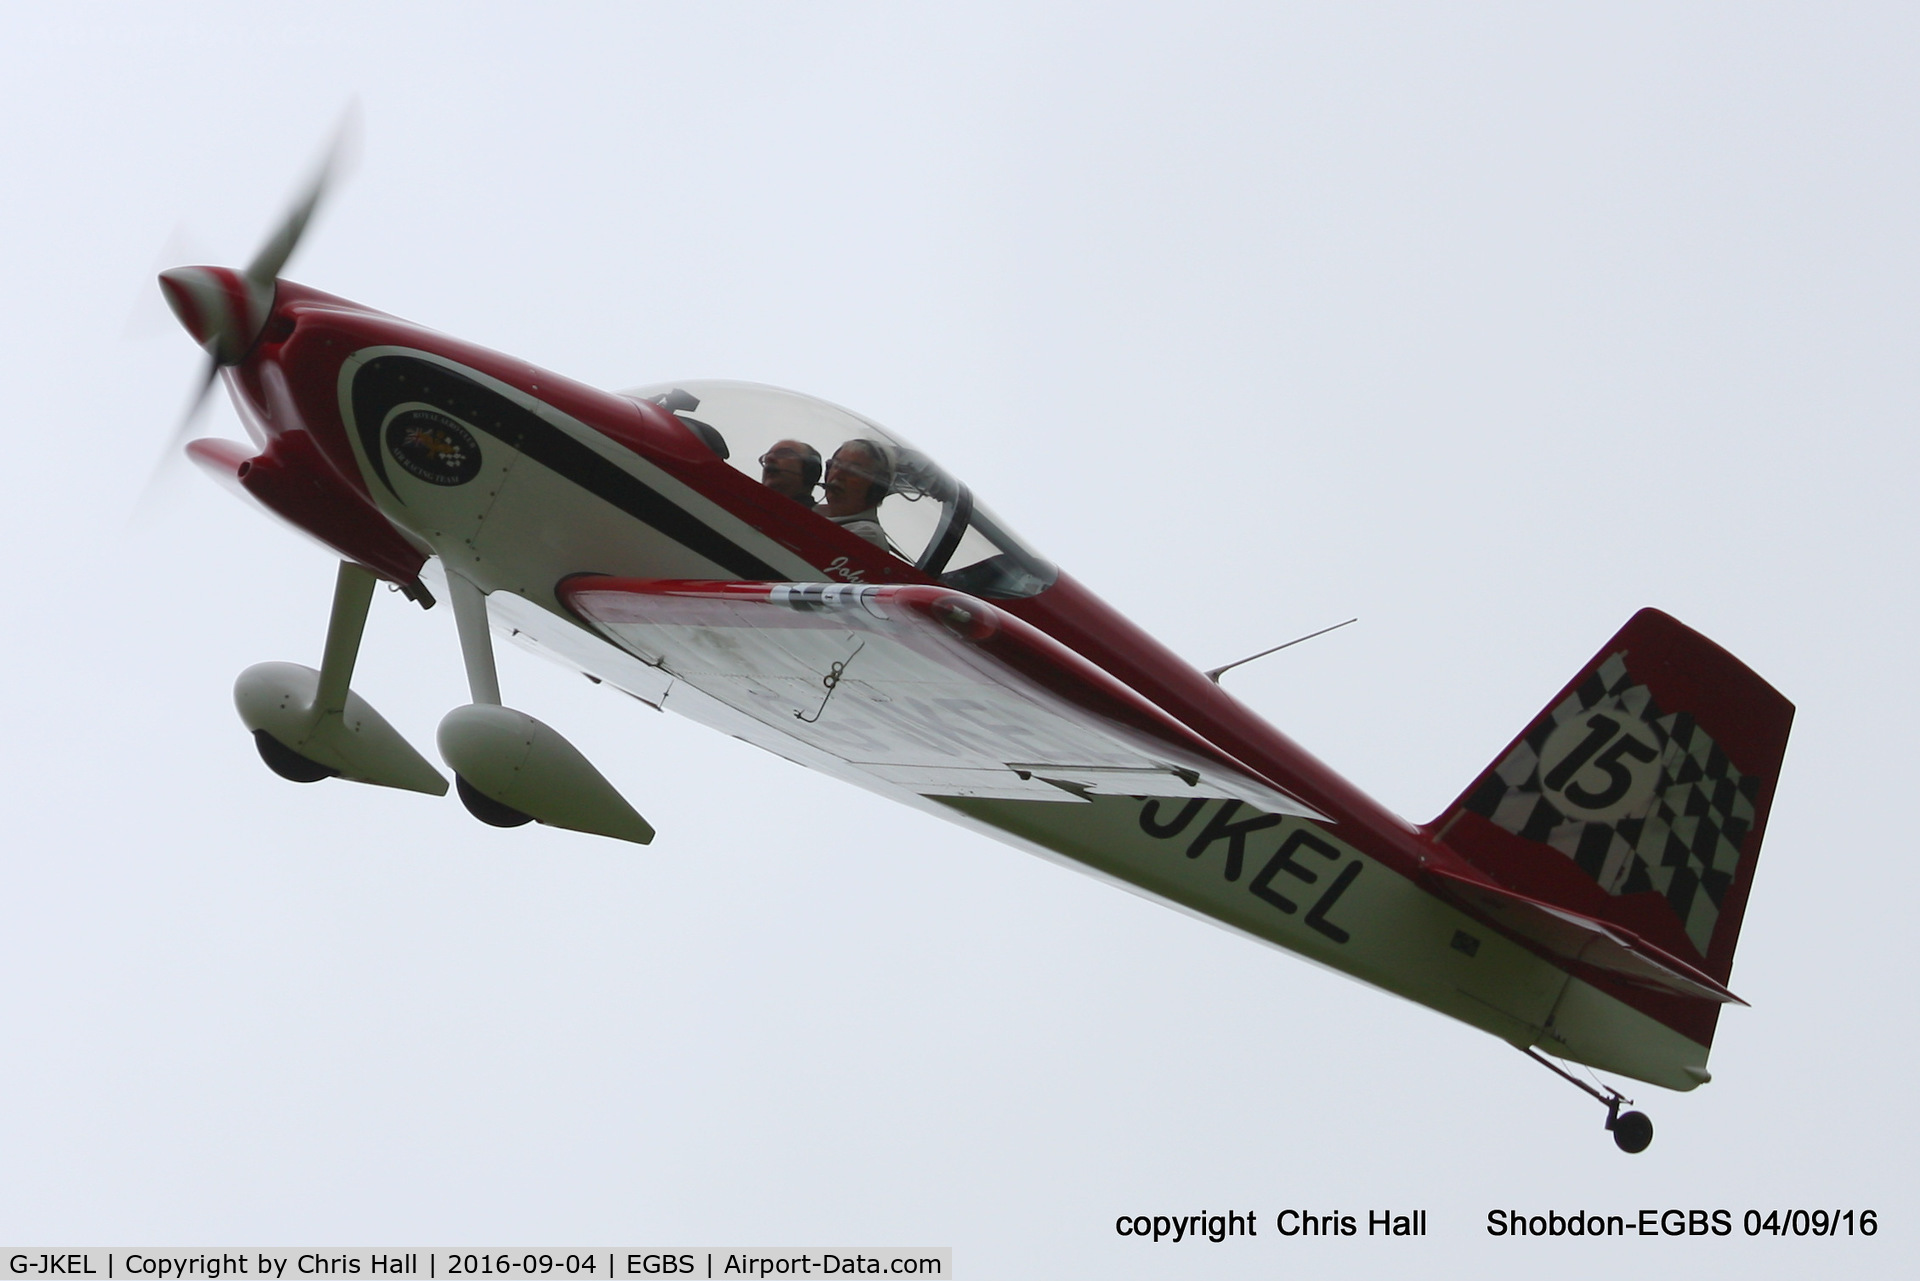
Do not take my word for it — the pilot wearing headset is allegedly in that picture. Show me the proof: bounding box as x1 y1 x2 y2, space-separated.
819 438 895 549
759 439 822 505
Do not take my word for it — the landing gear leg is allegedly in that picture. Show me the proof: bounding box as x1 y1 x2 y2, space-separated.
446 570 502 707
1521 1047 1654 1154
248 561 376 781
316 560 379 717
444 571 534 826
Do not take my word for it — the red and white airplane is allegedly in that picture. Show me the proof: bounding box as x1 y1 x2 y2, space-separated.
157 142 1792 1154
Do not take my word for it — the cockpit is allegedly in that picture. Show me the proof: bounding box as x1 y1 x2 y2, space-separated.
623 381 1058 599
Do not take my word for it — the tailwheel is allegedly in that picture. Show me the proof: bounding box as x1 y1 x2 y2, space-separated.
253 729 337 783
1522 1047 1655 1154
1609 1106 1654 1154
456 774 535 828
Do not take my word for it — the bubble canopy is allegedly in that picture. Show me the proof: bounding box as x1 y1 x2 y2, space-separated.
623 380 1057 599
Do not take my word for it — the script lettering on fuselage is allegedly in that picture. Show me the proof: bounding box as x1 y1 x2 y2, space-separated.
824 556 866 583
1136 798 1363 943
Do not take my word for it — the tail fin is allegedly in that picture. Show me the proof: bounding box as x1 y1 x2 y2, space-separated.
1429 609 1792 1044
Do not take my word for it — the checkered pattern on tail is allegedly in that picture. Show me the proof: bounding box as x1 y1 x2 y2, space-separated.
1463 653 1761 956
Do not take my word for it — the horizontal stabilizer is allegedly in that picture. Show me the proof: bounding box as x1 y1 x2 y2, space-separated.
1426 865 1745 1006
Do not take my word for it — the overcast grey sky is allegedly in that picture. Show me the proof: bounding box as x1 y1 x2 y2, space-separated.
2 3 1914 1276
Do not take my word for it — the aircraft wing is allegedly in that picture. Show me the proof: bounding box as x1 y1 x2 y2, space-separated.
561 578 1324 819
1423 865 1746 1005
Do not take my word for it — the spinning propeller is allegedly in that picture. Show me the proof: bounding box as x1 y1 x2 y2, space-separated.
149 114 358 485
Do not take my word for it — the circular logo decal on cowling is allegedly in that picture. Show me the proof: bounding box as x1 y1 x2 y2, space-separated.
385 409 482 485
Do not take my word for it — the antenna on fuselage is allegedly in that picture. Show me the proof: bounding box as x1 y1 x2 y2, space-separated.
1205 618 1357 684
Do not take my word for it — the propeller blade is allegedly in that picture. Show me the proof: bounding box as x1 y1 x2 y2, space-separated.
175 351 223 442
243 105 360 287
130 355 225 526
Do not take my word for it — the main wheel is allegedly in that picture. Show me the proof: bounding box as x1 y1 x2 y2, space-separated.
253 730 337 783
457 775 535 827
1611 1110 1654 1154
